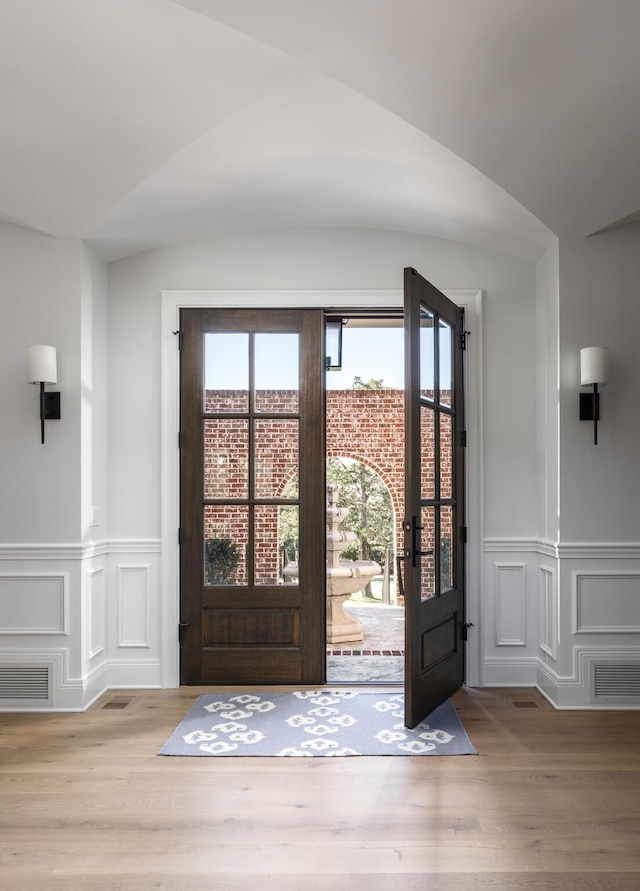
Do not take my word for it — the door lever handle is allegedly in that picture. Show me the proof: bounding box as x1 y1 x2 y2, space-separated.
395 554 405 599
411 516 432 566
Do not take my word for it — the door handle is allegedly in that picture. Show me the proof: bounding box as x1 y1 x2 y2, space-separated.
395 554 405 599
410 516 433 567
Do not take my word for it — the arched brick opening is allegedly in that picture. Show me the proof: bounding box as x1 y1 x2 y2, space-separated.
325 449 403 562
326 389 405 562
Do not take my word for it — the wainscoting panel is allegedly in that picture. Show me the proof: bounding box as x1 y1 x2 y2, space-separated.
573 572 640 633
494 563 527 647
0 573 69 635
117 564 151 648
539 564 557 659
86 566 105 660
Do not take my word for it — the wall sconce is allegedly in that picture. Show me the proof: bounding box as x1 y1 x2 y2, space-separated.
325 317 344 370
580 346 609 445
27 345 61 444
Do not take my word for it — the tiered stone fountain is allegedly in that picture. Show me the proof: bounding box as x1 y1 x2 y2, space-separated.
325 483 381 644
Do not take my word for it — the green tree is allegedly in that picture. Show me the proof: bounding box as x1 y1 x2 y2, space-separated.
326 457 393 597
204 538 240 585
350 375 385 390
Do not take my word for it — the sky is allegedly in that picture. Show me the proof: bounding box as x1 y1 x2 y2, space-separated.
204 325 448 391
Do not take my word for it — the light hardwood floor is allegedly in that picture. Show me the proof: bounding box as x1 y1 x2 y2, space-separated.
2 686 640 890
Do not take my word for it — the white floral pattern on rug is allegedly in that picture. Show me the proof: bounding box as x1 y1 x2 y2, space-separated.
159 691 477 757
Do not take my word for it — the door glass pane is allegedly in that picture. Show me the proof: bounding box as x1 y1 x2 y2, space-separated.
419 506 436 601
255 504 299 586
420 405 435 499
204 505 248 586
204 332 249 412
420 308 435 400
440 505 454 592
439 413 453 500
438 319 453 408
255 333 299 413
255 419 299 499
204 419 248 499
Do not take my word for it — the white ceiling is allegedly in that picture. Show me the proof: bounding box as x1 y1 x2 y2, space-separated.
2 0 639 262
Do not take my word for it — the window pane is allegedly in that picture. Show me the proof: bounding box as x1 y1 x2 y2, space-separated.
420 404 435 499
255 333 299 413
255 505 299 586
440 413 453 500
420 307 435 400
204 419 248 499
203 505 248 586
255 419 299 499
419 506 436 601
204 332 249 412
438 319 453 408
440 506 454 592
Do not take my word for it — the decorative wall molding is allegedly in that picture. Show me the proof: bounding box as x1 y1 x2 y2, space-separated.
484 538 640 560
483 656 539 687
573 571 640 634
539 564 557 659
0 544 88 560
108 539 162 554
86 566 105 660
494 563 527 647
537 647 640 710
0 572 69 635
484 537 539 553
107 659 163 689
117 564 151 648
0 539 160 561
558 542 640 559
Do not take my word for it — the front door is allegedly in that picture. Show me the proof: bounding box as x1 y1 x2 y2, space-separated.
179 308 325 685
403 268 466 727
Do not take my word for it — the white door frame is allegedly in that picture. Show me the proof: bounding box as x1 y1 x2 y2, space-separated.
160 289 483 688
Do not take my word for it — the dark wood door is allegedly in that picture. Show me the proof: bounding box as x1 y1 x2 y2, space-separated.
403 268 466 727
179 308 326 685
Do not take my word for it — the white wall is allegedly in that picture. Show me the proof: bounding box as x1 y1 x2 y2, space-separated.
534 223 640 708
536 240 560 544
0 224 114 709
0 221 82 543
559 224 640 543
80 244 109 544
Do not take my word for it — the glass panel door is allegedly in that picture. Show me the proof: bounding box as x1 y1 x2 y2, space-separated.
180 308 325 685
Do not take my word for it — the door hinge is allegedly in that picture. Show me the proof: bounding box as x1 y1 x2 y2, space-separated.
178 527 183 545
172 329 183 351
461 621 475 641
178 431 182 449
460 330 470 350
461 430 467 448
461 526 467 544
178 621 190 640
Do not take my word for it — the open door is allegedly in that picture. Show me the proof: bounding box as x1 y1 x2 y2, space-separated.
403 268 466 727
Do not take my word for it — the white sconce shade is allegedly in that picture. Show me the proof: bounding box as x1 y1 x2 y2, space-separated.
580 346 609 386
27 345 58 385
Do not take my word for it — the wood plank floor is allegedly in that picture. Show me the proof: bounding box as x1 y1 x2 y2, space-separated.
2 686 640 890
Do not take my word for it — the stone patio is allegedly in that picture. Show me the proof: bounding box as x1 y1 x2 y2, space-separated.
326 602 405 684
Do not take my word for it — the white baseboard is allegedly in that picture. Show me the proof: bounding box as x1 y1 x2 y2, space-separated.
107 659 163 689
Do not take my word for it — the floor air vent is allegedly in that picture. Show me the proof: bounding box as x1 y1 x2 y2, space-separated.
0 666 50 702
593 662 640 704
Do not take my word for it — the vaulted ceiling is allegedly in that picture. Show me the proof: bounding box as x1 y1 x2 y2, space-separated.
2 0 639 262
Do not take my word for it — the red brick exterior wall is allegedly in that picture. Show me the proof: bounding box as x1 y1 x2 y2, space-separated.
203 389 452 589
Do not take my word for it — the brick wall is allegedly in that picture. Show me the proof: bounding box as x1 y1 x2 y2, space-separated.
203 388 452 589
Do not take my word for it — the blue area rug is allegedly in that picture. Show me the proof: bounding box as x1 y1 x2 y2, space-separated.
158 691 477 757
